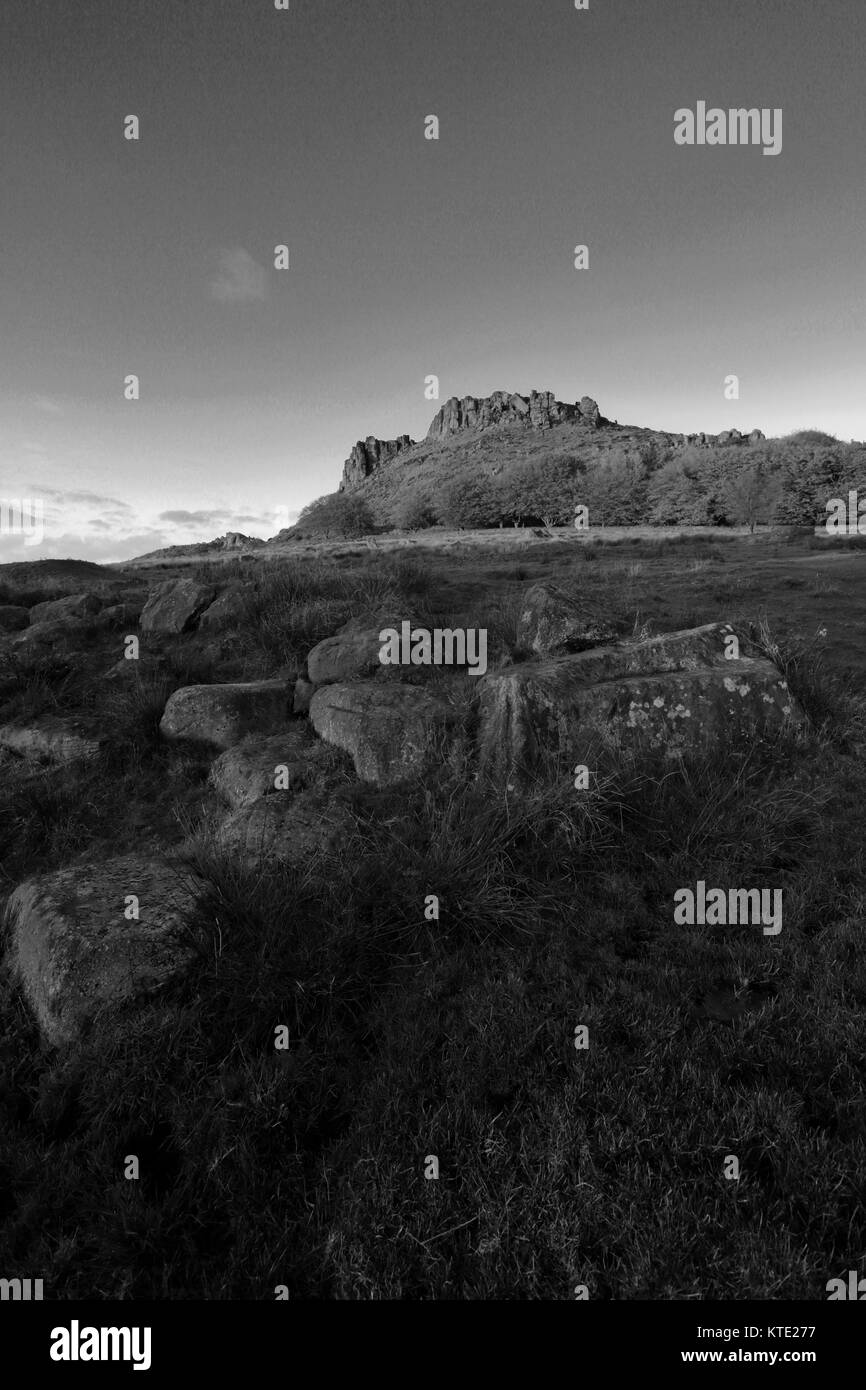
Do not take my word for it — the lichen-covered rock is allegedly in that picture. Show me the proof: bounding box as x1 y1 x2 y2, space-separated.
209 729 328 810
0 715 102 765
215 789 354 867
309 680 453 785
5 855 203 1046
198 587 254 631
29 592 102 625
139 579 216 634
159 679 290 750
13 617 91 652
477 624 802 781
517 583 617 655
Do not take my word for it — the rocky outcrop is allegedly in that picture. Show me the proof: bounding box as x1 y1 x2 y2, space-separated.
159 679 291 750
140 579 216 635
340 435 414 490
219 532 265 551
426 390 603 440
477 623 802 783
517 584 618 656
309 681 454 786
5 856 203 1046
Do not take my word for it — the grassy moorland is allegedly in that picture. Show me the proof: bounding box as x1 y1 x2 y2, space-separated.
0 530 865 1299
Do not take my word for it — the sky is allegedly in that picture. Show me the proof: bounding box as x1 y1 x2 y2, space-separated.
1 0 864 563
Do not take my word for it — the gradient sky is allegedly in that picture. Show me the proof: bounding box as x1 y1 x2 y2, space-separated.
1 0 864 562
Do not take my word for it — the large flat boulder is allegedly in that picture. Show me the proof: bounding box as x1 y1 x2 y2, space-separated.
478 630 802 781
0 715 102 765
209 729 329 810
159 679 291 750
215 789 354 868
517 583 617 655
309 680 453 785
139 579 216 634
4 856 203 1046
29 592 102 625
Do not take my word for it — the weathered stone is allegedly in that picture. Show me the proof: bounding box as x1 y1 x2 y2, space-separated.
309 680 453 785
478 627 802 782
13 617 90 652
5 855 203 1046
0 715 102 765
215 789 354 867
307 624 388 686
517 583 618 655
209 729 327 810
139 579 217 634
198 587 254 630
340 435 415 490
29 592 102 625
95 602 142 627
0 605 30 631
160 679 290 750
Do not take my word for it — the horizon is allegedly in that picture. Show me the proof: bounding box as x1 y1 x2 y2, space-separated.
2 0 865 563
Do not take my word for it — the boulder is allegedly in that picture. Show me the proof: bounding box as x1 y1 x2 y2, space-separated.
307 623 389 686
215 789 354 868
139 579 217 634
209 729 328 810
198 587 254 631
517 583 618 655
0 605 30 632
95 602 142 628
159 679 291 750
13 617 90 653
577 396 601 428
29 592 102 625
477 625 802 782
0 715 102 765
309 680 453 785
5 855 203 1046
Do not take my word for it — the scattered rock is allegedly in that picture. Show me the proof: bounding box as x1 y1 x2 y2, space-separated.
307 620 392 686
309 680 453 785
95 602 142 628
214 788 355 868
517 583 618 655
198 587 254 631
29 592 102 625
13 618 91 653
0 605 30 632
477 624 802 781
209 729 328 810
0 715 102 766
5 855 203 1046
139 579 217 635
159 679 291 750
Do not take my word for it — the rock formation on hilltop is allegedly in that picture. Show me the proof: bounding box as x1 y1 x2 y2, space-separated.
340 435 416 491
339 391 605 491
426 390 603 439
